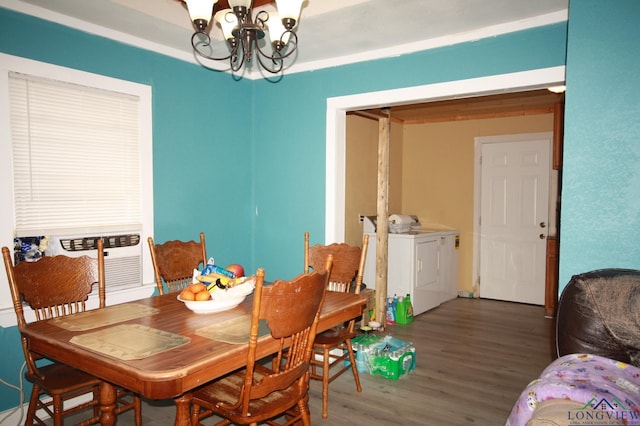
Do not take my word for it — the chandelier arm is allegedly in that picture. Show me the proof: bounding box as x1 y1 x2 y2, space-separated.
264 31 298 60
191 31 236 62
255 49 284 74
229 46 246 72
254 10 269 27
278 33 298 60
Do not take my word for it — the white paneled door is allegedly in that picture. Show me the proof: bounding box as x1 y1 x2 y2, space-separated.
479 134 551 305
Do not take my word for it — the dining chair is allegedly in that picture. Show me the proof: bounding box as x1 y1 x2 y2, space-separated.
147 232 207 295
2 239 141 426
304 231 369 419
190 256 333 426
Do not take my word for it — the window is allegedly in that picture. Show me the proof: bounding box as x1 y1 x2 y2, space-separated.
0 53 154 321
9 72 143 236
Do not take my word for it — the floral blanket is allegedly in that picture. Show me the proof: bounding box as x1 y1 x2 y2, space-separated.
507 353 640 426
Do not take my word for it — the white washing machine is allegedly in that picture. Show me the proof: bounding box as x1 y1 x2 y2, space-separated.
363 216 460 316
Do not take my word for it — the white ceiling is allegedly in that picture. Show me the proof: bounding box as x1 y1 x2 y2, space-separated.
5 0 568 75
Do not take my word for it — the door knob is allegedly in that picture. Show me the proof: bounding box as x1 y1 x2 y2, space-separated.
539 234 545 239
539 222 546 228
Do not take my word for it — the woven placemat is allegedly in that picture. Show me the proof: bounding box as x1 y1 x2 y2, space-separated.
70 324 190 360
51 303 159 331
196 314 270 344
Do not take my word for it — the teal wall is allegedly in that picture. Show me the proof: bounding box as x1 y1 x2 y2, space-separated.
559 0 640 287
0 8 255 265
250 23 566 278
3 1 638 413
0 7 255 409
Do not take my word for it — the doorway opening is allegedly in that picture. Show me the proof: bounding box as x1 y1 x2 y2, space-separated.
325 66 565 311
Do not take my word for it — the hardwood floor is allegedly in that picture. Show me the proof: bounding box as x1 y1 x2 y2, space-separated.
53 297 556 425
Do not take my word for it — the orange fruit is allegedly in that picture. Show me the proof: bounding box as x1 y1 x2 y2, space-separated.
189 283 206 293
194 290 211 301
180 289 195 301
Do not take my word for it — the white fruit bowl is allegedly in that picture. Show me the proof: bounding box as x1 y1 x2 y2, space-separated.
177 294 247 314
177 279 255 314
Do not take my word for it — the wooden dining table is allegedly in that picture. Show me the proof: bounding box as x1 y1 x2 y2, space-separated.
20 290 366 425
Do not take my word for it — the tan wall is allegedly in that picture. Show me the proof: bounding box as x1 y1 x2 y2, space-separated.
345 113 553 294
345 116 402 247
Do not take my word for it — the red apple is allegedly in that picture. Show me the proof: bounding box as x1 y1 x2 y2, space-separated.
225 263 244 278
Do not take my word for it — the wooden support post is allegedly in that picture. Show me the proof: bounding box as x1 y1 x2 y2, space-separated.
375 109 391 327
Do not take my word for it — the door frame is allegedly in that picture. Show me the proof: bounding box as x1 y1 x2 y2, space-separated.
325 66 566 245
473 132 554 302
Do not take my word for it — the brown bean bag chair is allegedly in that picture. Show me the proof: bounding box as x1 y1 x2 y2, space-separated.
556 268 640 366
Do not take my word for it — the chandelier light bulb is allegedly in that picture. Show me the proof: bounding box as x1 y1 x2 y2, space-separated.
214 9 237 41
184 0 218 31
275 0 303 28
267 13 290 47
228 0 252 8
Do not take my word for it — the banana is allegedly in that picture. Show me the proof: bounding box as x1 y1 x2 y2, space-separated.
196 275 215 283
207 278 231 291
226 276 253 288
217 276 231 287
197 273 230 285
200 273 253 291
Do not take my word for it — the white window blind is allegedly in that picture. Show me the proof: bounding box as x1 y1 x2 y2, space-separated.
9 72 142 237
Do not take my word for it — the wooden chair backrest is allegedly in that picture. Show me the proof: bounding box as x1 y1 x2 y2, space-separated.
147 232 207 295
240 256 332 415
2 239 105 378
304 232 369 295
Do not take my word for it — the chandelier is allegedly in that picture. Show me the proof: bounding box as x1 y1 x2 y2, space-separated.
182 0 303 74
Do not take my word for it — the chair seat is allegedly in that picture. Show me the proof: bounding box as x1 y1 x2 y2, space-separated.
26 363 102 425
313 327 356 347
26 362 101 393
193 364 304 424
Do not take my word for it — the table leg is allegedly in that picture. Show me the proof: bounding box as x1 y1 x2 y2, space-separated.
174 393 193 426
99 382 117 426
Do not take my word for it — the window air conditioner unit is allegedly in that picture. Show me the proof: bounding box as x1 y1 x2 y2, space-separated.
47 232 142 290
